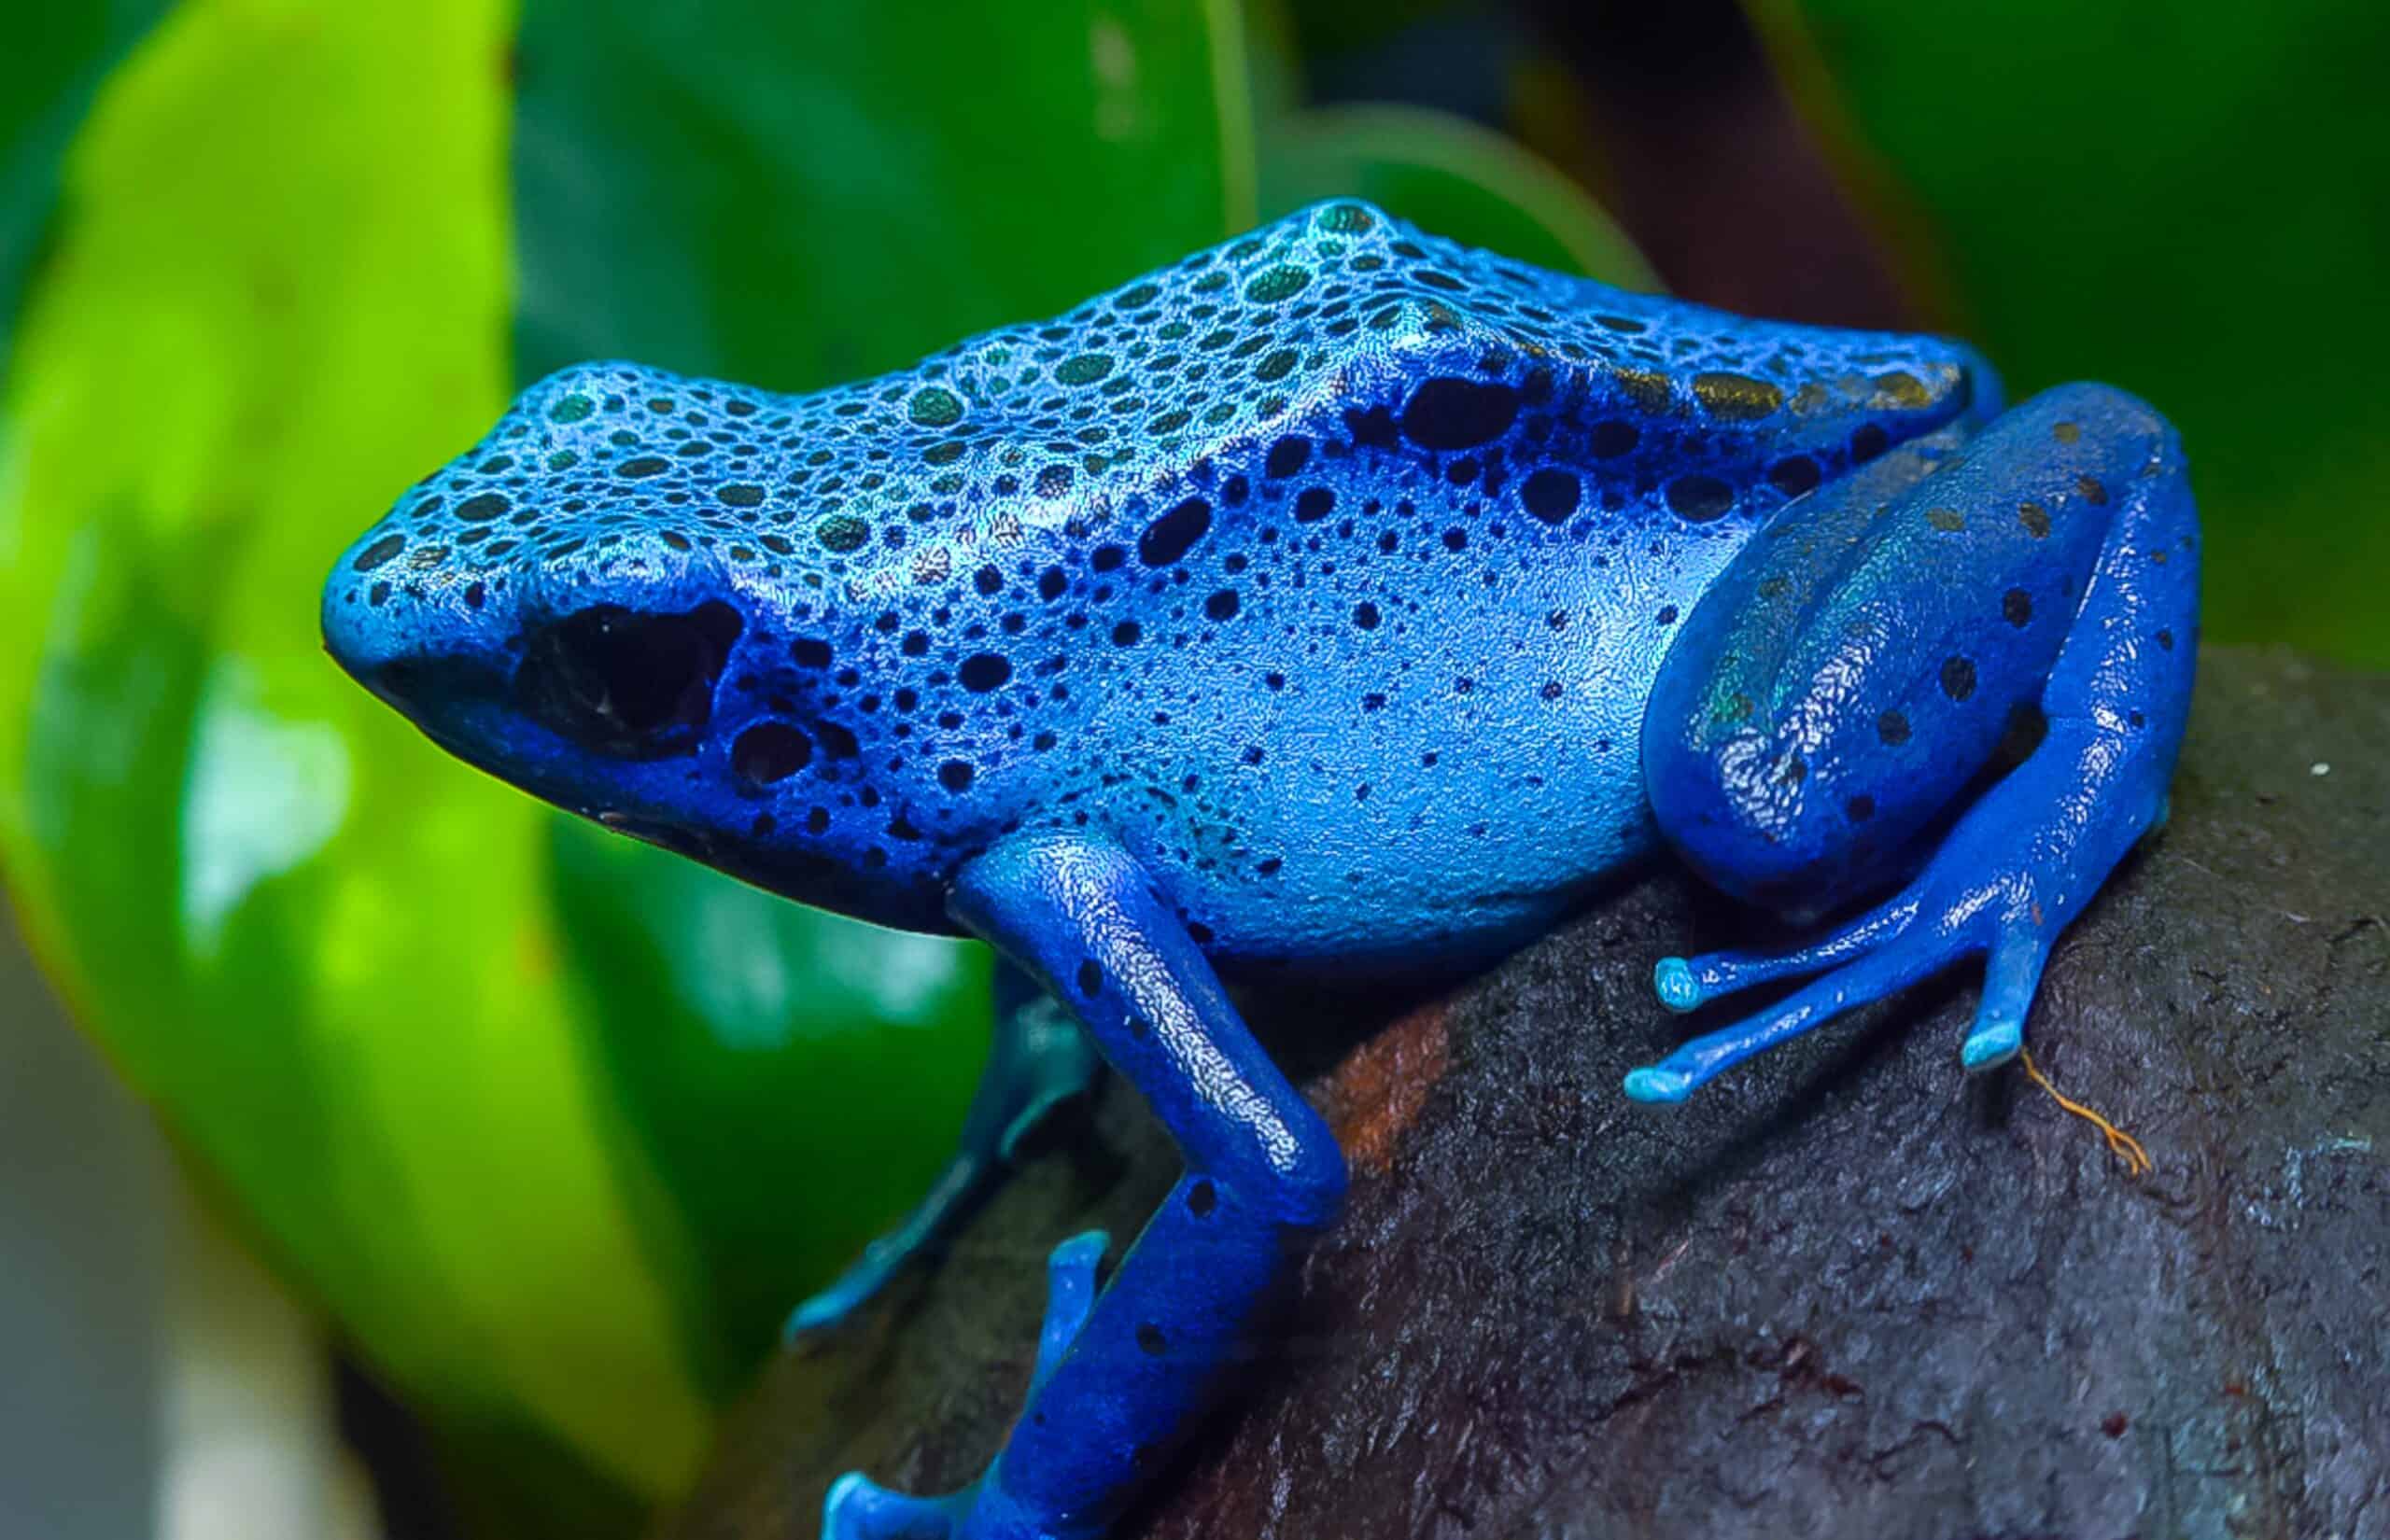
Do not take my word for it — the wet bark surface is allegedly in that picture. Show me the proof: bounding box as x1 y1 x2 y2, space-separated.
667 648 2388 1540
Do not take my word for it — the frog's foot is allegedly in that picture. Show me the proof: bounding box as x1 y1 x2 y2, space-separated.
822 1475 975 1540
1626 716 2172 1105
822 1231 1108 1540
787 973 1101 1346
784 1168 978 1343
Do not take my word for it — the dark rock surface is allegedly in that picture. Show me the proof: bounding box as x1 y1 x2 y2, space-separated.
666 648 2388 1540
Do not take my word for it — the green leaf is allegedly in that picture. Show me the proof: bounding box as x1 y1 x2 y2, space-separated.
0 0 710 1510
0 0 174 360
513 0 1258 389
1759 0 2390 666
1258 102 1657 287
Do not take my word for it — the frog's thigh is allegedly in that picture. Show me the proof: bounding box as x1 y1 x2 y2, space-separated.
1644 385 2161 915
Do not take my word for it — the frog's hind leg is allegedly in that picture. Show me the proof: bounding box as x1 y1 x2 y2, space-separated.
825 831 1347 1540
1631 382 2197 1103
784 960 1101 1342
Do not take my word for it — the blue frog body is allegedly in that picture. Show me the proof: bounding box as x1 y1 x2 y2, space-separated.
325 202 2198 1540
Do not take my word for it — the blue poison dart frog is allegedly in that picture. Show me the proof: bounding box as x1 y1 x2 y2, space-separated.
323 201 2197 1540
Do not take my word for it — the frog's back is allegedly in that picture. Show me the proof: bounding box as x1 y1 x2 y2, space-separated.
327 201 1984 969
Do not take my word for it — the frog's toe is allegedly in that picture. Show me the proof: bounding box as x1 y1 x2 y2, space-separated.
783 1241 899 1345
1652 958 1703 1013
1627 927 1961 1100
785 1195 1098 1354
1623 1065 1697 1103
1651 897 1919 1016
822 1470 968 1540
1960 928 2050 1073
1961 1015 2024 1072
1031 1229 1108 1393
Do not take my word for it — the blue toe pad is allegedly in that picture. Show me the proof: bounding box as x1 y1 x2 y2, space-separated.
1652 957 1703 1014
1623 1066 1696 1104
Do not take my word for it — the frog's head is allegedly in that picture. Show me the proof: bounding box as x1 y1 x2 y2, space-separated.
321 360 964 922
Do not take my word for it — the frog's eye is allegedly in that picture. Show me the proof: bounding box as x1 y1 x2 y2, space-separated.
514 600 743 757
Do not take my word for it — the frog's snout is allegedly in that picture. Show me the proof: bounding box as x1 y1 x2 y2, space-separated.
319 526 477 710
322 497 751 774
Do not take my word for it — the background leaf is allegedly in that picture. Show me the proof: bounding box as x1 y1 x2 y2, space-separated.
1259 101 1657 287
0 0 719 1518
0 1 175 364
1758 0 2390 666
513 0 1257 388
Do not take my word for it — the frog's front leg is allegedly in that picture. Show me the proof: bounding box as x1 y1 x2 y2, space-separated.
823 833 1347 1540
786 961 1102 1342
1631 382 2198 1100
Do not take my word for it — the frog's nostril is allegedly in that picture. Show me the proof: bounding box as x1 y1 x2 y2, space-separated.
514 599 743 757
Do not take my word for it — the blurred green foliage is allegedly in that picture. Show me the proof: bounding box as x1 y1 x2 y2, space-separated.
1763 0 2390 665
0 1 172 363
0 3 721 1523
1260 102 1652 285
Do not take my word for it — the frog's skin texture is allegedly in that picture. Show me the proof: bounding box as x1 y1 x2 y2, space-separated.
323 202 2199 1540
